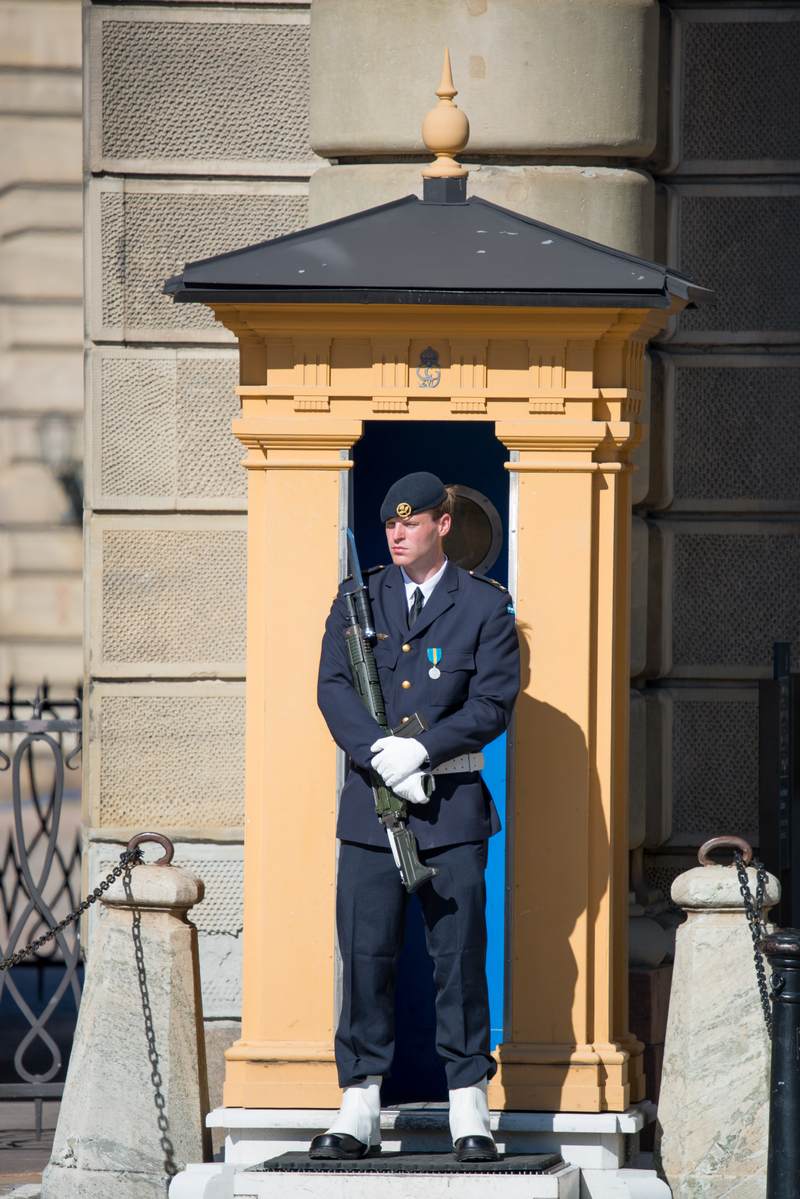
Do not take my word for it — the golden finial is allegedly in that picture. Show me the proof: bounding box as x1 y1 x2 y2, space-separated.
421 48 469 180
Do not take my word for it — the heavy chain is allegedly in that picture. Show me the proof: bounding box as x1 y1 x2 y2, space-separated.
125 871 177 1177
734 850 773 1038
0 847 143 972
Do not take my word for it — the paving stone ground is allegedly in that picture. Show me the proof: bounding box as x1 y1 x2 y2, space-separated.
0 1102 57 1198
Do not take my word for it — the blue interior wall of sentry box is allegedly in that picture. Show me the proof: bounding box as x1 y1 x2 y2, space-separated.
351 421 509 1102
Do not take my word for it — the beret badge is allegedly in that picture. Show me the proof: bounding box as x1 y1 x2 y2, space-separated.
396 502 412 519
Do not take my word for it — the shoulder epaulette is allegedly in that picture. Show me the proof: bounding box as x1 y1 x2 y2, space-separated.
469 571 508 592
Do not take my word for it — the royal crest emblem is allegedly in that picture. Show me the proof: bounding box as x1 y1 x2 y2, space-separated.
396 502 412 519
416 346 441 389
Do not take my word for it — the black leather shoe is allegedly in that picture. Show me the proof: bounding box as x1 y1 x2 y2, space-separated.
308 1132 376 1160
453 1135 499 1162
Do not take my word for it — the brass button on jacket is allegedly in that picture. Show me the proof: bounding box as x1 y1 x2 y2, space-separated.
401 643 411 653
401 680 412 690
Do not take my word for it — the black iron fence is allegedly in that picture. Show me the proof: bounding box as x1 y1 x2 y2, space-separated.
0 681 83 1135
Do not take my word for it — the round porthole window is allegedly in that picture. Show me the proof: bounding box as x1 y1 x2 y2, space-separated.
442 485 503 575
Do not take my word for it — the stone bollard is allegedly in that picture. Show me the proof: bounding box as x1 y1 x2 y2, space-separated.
656 837 780 1199
41 837 210 1199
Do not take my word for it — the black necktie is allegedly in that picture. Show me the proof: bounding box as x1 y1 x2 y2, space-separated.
408 587 424 628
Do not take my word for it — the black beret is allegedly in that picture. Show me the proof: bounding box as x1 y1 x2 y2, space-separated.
380 472 447 523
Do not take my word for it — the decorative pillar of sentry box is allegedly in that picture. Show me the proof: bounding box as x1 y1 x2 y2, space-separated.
493 340 659 1111
223 415 362 1106
164 54 709 1115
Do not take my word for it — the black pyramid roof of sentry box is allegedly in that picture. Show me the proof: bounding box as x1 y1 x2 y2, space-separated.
164 188 711 311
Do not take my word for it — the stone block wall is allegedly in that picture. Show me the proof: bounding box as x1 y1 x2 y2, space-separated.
83 0 314 1078
0 1 83 688
643 3 800 893
310 0 659 158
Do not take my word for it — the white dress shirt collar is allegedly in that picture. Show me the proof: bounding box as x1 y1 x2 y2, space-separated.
400 557 448 609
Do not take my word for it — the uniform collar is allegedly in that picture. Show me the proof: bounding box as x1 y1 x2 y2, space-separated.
399 556 448 606
383 560 460 639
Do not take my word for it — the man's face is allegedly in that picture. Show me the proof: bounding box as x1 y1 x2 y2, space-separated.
384 510 452 569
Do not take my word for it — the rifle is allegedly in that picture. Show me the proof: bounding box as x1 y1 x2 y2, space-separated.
342 529 438 893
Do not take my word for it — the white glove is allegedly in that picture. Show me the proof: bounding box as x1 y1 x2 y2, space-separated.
370 736 427 788
391 771 434 806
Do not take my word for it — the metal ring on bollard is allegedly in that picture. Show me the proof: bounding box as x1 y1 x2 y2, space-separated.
126 831 175 867
698 835 753 867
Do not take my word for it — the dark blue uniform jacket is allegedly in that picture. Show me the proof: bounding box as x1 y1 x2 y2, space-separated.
317 561 521 850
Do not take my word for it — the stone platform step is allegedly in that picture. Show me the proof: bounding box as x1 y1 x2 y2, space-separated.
170 1160 673 1198
169 1158 580 1198
168 1106 669 1198
208 1103 653 1170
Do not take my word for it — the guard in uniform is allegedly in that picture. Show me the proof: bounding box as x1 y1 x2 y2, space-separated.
310 472 520 1162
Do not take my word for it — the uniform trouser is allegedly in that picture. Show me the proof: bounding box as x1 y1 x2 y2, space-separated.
335 838 497 1092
